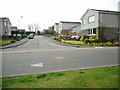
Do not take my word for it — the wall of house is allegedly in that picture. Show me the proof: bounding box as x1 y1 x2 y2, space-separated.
100 13 119 28
81 9 99 30
72 25 81 35
61 30 69 35
54 24 59 33
118 1 120 45
100 27 118 41
0 19 3 36
59 22 80 35
3 20 11 36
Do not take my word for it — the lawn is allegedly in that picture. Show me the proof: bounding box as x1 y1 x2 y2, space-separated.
0 40 15 46
2 66 119 88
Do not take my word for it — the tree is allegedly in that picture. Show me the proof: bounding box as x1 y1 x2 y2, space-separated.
28 24 33 32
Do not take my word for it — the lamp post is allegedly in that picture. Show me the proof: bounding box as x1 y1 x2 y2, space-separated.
19 16 23 29
18 16 23 40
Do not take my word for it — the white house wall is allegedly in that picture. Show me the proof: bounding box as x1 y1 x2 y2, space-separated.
0 20 3 36
54 24 59 33
72 25 81 34
58 22 80 34
81 9 99 30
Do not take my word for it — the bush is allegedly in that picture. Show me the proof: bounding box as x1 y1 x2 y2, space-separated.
80 35 87 42
10 40 16 43
84 39 90 43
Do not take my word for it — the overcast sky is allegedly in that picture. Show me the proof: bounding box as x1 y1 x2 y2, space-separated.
1 0 119 31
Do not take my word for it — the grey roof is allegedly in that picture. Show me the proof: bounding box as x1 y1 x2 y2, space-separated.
72 24 81 28
55 23 59 25
81 9 120 19
0 17 12 25
91 9 120 14
60 21 81 24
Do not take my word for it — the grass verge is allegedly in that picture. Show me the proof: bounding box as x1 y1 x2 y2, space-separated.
0 40 16 46
2 66 119 88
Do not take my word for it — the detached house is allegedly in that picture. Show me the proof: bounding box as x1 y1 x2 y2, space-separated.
54 23 59 34
71 24 81 35
58 21 81 36
0 17 12 36
81 9 120 41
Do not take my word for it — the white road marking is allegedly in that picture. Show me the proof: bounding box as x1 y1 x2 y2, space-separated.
30 63 43 67
95 47 103 48
55 56 64 59
49 43 66 47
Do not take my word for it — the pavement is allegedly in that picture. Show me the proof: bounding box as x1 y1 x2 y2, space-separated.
0 38 29 49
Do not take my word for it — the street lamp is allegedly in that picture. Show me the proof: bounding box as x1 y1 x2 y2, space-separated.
19 16 23 29
18 16 23 40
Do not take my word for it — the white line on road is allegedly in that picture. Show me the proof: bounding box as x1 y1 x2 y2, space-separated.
49 43 66 47
30 63 43 67
95 47 103 48
55 56 64 59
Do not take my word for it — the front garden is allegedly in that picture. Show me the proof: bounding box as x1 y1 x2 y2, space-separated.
46 35 119 46
0 35 27 46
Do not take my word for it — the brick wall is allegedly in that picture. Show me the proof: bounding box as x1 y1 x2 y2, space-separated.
61 30 69 35
100 27 118 41
70 32 77 36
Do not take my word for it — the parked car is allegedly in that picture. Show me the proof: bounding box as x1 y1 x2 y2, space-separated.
60 35 71 40
71 35 81 40
27 34 34 39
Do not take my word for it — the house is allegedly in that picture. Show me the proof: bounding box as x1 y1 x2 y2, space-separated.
80 9 120 41
54 23 59 34
71 24 81 36
118 1 120 45
58 21 81 36
0 17 12 36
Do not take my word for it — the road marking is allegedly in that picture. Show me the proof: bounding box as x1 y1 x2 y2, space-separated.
49 43 66 47
55 56 64 59
30 63 43 67
95 47 103 48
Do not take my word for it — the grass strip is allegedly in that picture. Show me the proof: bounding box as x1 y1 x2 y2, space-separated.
2 66 119 88
0 40 16 45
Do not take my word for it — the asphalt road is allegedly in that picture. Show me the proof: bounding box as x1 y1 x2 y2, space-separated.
2 36 118 78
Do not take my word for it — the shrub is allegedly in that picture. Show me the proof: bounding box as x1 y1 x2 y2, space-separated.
10 40 15 43
110 38 117 43
91 36 96 39
84 39 90 43
80 35 87 42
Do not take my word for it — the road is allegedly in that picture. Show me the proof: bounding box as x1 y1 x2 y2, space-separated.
1 36 118 78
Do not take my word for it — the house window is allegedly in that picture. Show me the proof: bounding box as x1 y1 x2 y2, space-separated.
5 30 7 35
4 22 7 26
88 15 95 23
82 18 85 25
117 28 120 33
88 28 96 35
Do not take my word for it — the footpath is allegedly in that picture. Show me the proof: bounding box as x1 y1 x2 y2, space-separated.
0 38 29 49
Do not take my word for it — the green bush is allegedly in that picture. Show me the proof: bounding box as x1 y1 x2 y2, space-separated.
80 35 87 42
84 39 90 43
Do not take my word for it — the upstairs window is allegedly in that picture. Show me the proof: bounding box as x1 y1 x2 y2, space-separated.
88 15 95 23
4 22 7 26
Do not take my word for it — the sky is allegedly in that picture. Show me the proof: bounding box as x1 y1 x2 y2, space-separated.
0 0 119 31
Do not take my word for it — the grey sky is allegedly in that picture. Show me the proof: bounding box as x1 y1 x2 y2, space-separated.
1 0 119 31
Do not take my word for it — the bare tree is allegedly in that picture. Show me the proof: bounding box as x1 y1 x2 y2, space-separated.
34 23 40 33
28 24 33 32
